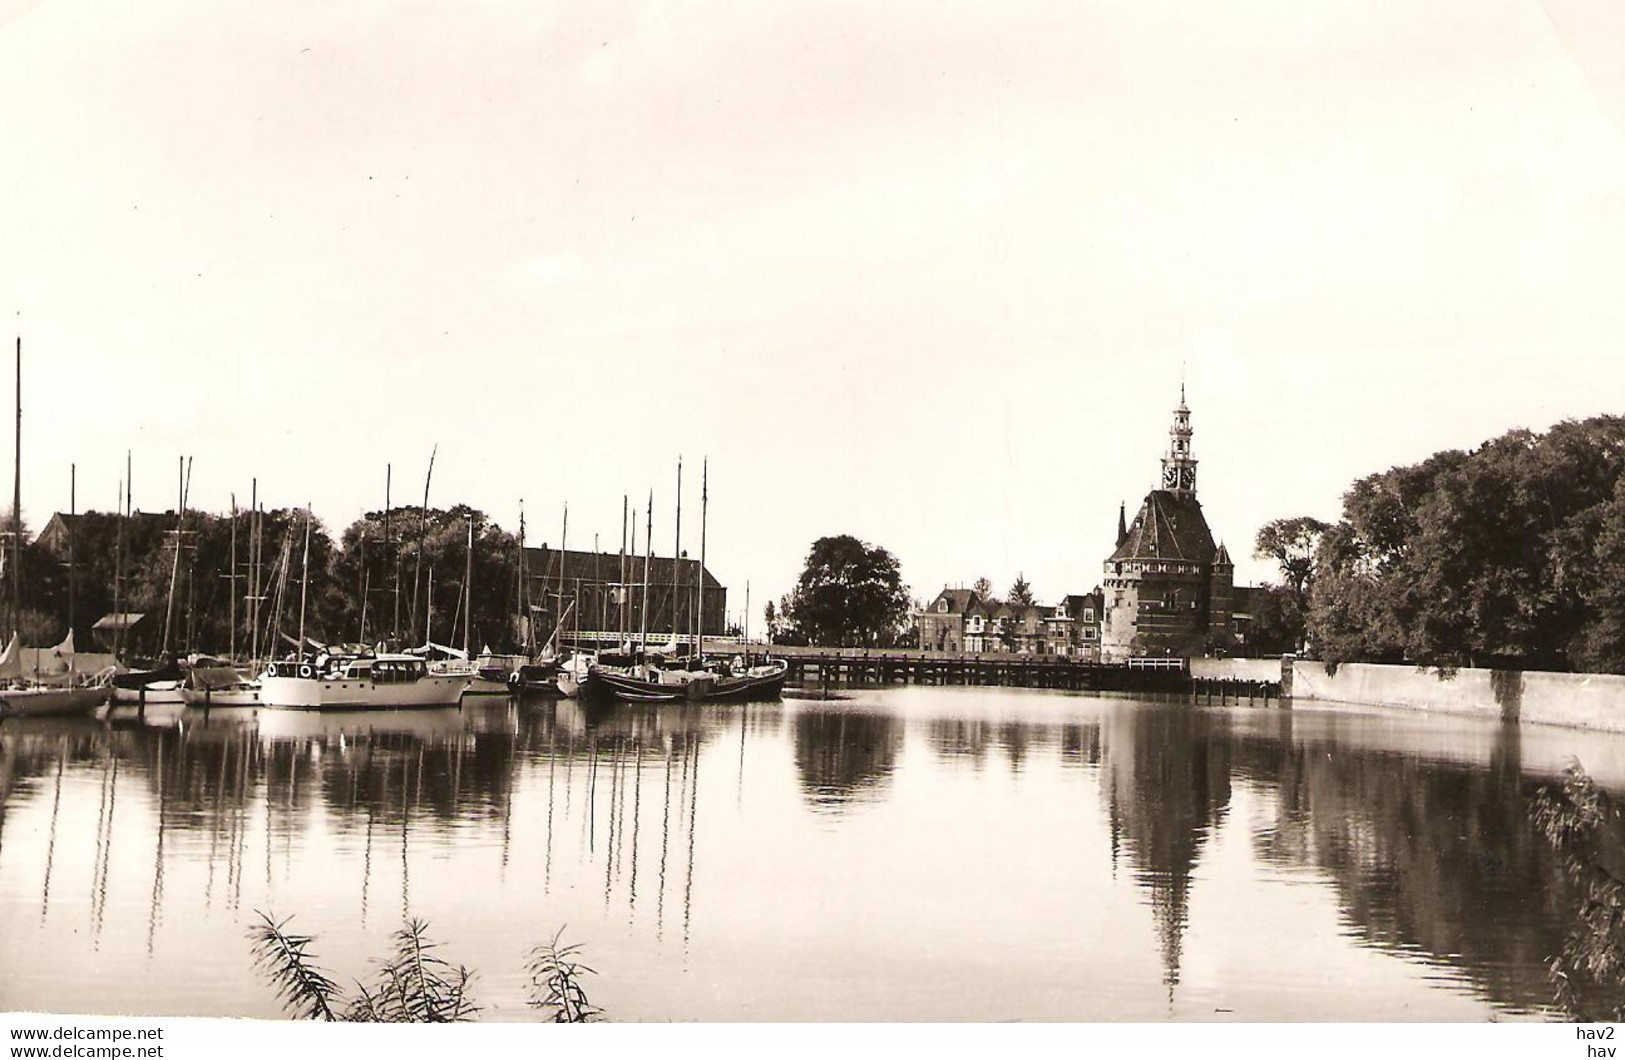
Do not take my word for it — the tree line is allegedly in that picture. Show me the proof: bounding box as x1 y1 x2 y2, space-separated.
1255 414 1625 673
11 504 535 658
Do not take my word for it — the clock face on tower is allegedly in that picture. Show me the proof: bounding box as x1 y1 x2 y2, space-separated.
1179 466 1196 490
1163 466 1179 489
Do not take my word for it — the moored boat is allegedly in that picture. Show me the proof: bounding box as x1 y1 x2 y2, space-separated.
258 653 470 709
580 653 788 703
111 663 187 706
180 664 261 707
0 681 112 719
0 633 114 719
471 649 527 695
552 651 596 698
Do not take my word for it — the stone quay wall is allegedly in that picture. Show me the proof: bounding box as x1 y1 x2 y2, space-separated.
1195 655 1625 734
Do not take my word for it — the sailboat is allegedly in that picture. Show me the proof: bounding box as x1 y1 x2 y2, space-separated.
576 462 787 704
0 343 114 719
111 457 191 708
0 631 114 719
258 506 470 709
415 518 514 695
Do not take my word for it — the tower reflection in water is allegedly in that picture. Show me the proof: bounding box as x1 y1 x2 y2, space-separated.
0 692 1603 1019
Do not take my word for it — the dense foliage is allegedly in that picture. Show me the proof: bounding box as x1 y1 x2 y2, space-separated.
12 503 528 659
1295 415 1625 672
1248 517 1331 654
1532 764 1625 1021
776 535 912 647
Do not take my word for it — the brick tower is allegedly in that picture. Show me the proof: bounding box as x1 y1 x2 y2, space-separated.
1099 386 1231 662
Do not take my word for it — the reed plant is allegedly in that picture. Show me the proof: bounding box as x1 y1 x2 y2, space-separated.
249 912 599 1022
525 928 601 1023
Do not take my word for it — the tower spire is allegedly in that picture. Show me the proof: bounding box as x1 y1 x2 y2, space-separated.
1117 501 1128 547
1160 382 1197 494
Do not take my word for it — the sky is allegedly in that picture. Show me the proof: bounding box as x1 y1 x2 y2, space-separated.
2 0 1624 623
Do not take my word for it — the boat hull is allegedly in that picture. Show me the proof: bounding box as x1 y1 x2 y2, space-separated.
512 662 562 694
463 672 511 696
0 686 109 718
111 681 186 706
258 672 470 710
582 659 789 703
181 686 261 707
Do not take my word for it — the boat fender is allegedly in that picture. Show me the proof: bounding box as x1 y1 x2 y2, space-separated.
508 671 522 688
299 664 313 679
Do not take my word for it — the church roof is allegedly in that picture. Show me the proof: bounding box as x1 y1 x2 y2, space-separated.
1108 490 1217 564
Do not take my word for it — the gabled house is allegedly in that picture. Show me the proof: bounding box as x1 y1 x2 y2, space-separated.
918 587 980 652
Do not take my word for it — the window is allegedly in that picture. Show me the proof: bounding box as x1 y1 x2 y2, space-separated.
939 600 948 613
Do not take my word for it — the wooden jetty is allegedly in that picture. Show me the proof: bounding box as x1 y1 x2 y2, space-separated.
765 648 1193 694
558 634 1285 700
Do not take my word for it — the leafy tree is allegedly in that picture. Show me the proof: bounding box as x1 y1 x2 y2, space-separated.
780 535 911 647
771 593 807 646
1007 573 1035 607
330 505 518 651
1254 517 1330 604
1242 584 1303 656
971 576 994 602
1302 415 1625 671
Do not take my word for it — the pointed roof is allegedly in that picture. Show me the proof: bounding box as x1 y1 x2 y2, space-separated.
930 588 977 614
1214 541 1233 566
1108 490 1217 564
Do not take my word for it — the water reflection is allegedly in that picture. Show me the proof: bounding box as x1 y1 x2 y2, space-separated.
0 692 1609 1019
793 709 903 810
1100 705 1233 995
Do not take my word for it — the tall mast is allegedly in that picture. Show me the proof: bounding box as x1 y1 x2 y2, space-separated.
618 496 627 645
424 567 434 647
640 491 652 656
249 479 260 664
558 503 568 647
297 504 312 659
10 337 19 637
181 457 194 654
409 445 436 635
161 456 185 657
358 530 369 644
518 502 530 655
116 452 131 658
386 464 398 639
67 464 75 678
112 476 123 658
629 502 638 641
463 517 473 657
674 457 683 649
228 493 237 661
697 459 707 661
67 464 75 645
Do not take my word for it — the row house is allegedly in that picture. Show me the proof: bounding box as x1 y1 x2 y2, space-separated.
919 588 1104 660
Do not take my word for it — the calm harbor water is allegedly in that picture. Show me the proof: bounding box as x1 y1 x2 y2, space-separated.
0 687 1615 1021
